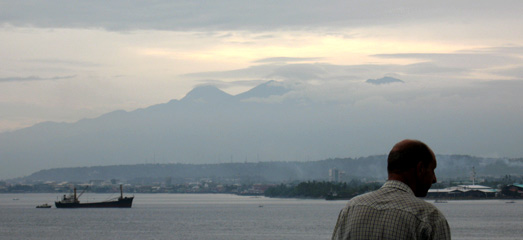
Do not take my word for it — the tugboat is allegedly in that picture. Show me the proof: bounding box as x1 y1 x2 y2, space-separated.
55 185 133 208
36 203 52 208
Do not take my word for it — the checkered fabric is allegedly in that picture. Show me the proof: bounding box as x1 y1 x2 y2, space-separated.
332 180 451 240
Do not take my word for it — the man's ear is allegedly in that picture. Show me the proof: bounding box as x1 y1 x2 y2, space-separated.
416 161 425 177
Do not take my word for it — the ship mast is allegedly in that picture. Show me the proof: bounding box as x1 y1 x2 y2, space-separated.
471 166 476 186
120 184 123 199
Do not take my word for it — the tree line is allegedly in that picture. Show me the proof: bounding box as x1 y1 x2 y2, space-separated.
264 180 382 199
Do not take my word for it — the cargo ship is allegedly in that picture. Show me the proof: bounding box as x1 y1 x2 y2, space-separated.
55 185 133 208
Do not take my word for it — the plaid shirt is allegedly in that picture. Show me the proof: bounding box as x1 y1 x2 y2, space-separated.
332 180 451 240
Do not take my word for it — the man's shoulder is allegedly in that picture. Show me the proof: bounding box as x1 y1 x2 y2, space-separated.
345 187 392 208
347 188 382 204
347 184 440 212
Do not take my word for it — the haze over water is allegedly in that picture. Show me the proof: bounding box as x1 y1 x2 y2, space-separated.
1 193 521 240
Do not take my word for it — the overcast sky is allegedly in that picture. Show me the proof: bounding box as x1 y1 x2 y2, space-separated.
1 1 523 157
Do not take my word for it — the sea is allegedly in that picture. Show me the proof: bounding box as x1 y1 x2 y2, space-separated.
0 193 521 240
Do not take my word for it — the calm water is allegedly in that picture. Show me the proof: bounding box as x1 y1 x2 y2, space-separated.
0 193 521 240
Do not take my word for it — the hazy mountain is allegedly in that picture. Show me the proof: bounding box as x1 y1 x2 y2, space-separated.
366 76 404 85
0 80 316 179
4 77 509 180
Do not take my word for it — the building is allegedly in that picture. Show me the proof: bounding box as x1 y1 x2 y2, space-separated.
329 168 339 182
427 184 498 199
501 184 523 198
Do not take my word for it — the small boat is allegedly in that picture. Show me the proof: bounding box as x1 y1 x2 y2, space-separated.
55 184 133 208
434 199 448 203
506 200 516 204
36 203 52 208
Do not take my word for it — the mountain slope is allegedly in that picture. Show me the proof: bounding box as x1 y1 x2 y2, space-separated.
0 81 321 179
1 77 464 180
235 80 290 100
181 85 234 103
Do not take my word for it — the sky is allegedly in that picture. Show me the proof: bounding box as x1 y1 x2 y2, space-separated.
1 1 523 158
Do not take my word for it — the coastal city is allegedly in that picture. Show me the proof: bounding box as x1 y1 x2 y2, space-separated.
2 168 522 200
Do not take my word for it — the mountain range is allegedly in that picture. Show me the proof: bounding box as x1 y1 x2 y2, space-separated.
0 80 330 179
2 78 517 180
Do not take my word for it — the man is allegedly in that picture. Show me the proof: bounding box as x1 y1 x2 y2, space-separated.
331 139 451 240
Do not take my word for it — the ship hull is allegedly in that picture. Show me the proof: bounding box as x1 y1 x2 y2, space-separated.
55 197 133 208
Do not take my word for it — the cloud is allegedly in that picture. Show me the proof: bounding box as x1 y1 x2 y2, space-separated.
492 66 523 79
372 48 523 79
0 75 76 83
253 57 322 64
1 1 522 32
182 65 280 80
473 46 523 55
477 80 523 92
25 59 102 67
266 64 329 80
183 62 393 82
180 44 523 91
401 62 467 75
373 51 522 69
196 79 269 89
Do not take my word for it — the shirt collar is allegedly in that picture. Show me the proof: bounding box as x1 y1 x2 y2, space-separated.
382 180 415 195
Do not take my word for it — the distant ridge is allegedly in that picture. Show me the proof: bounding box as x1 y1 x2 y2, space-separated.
15 155 523 183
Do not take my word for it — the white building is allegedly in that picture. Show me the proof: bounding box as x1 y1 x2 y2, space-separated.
428 184 497 198
329 168 341 182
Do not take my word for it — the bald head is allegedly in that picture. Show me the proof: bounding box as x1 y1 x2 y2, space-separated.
387 139 434 174
387 139 437 197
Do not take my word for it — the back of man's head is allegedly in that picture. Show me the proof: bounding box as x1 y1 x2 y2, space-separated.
387 139 433 174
